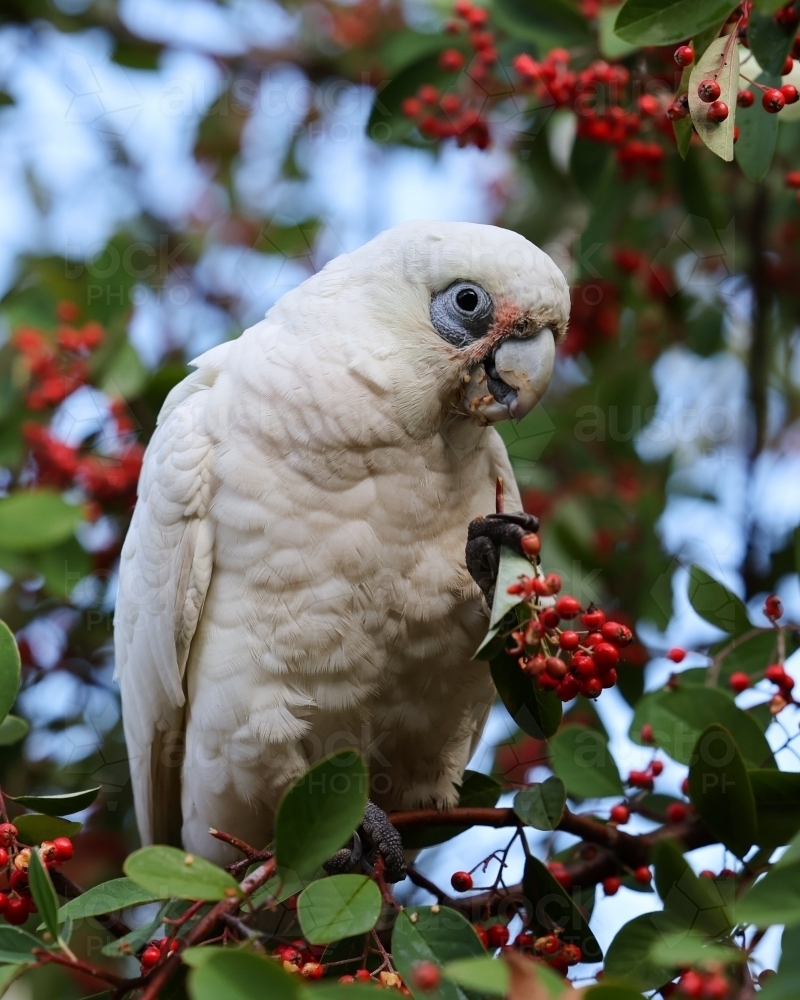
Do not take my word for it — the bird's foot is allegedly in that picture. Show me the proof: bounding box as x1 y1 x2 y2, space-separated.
466 511 540 607
323 800 406 883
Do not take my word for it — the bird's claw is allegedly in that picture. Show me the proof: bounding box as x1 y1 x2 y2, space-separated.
466 510 540 607
322 801 406 883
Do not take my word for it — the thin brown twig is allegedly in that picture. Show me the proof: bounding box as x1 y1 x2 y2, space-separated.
32 949 131 989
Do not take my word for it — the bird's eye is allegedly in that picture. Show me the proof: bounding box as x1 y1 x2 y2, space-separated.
456 287 479 311
430 280 493 348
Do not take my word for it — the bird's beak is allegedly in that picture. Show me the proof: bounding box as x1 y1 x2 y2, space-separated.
461 326 555 424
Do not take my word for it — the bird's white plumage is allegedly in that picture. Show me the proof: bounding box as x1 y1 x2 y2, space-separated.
115 220 569 861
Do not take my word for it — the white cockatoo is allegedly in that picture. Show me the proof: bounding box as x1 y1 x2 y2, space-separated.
115 220 569 871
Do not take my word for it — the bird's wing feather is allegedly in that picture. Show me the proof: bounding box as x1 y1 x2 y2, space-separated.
114 357 222 845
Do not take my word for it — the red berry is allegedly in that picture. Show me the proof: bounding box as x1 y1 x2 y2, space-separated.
401 97 422 118
412 962 441 991
544 573 562 594
641 723 655 744
52 837 73 862
556 676 580 702
786 170 800 188
438 48 465 72
555 596 581 619
465 6 488 26
560 943 582 966
572 653 595 677
763 88 786 112
704 975 729 1000
628 770 653 790
634 866 652 885
729 671 750 693
737 89 754 107
639 94 661 116
534 933 560 955
601 668 617 688
418 84 439 105
4 898 27 925
581 676 602 699
486 923 510 948
783 55 795 75
651 760 664 777
0 850 8 868
474 926 489 948
521 534 541 557
9 871 28 895
766 664 787 684
666 802 688 823
540 608 560 630
733 125 740 142
610 803 630 824
602 876 621 896
545 656 568 679
0 894 7 914
354 969 372 981
776 5 800 28
667 647 685 663
451 871 473 892
697 79 721 102
674 45 694 67
0 825 17 848
549 864 571 888
680 970 705 999
601 621 632 647
781 83 799 104
707 100 729 122
581 607 605 630
514 930 534 949
301 962 324 980
141 945 161 969
339 975 355 984
559 631 580 651
699 869 715 879
593 642 619 670
681 777 690 796
667 97 690 120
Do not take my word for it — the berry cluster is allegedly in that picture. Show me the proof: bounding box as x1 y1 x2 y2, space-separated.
0 823 74 926
274 940 325 979
504 565 632 701
513 929 582 975
676 967 730 1000
14 306 144 511
338 968 405 990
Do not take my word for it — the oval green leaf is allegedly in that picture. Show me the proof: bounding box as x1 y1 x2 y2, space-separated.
297 874 381 944
392 906 486 1000
274 751 368 880
614 0 738 45
513 776 566 831
57 877 165 921
737 857 800 927
0 622 21 723
549 725 623 798
687 35 739 161
0 926 42 965
14 814 81 844
443 956 508 996
523 855 602 962
604 911 681 990
186 948 303 1000
687 565 750 635
124 845 240 902
10 787 100 816
688 723 757 858
653 840 732 935
751 769 800 849
0 491 82 552
28 848 60 941
0 714 28 747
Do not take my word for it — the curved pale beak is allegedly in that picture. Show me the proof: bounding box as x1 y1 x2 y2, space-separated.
461 326 555 424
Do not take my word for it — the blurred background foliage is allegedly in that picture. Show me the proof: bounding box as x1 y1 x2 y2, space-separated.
0 0 799 993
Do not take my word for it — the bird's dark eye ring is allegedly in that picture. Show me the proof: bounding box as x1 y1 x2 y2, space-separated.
456 287 479 312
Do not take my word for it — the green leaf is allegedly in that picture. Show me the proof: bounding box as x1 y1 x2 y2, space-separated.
748 9 796 74
687 565 750 635
57 878 165 921
0 926 42 964
586 988 650 1000
9 787 100 816
493 0 592 50
523 855 602 962
688 724 757 857
737 857 800 926
442 956 508 996
402 771 502 850
751 770 800 849
604 912 682 990
490 547 536 628
653 840 732 935
629 686 772 768
392 906 485 1000
649 931 744 969
14 815 81 844
570 137 615 202
688 34 739 161
0 491 82 552
549 725 623 798
735 70 780 181
614 0 738 45
599 4 640 58
186 948 303 1000
0 622 20 723
715 630 776 681
513 776 566 830
250 867 310 907
27 849 59 942
366 54 453 145
0 714 28 747
297 875 381 944
489 646 562 741
101 900 174 957
274 751 368 880
124 846 240 902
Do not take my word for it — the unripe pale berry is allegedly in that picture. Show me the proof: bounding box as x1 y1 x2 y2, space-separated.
697 79 721 102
